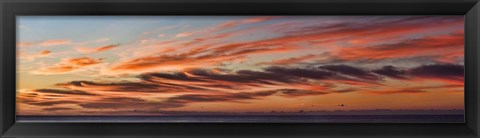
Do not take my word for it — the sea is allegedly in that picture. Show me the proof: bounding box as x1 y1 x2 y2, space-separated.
16 115 464 123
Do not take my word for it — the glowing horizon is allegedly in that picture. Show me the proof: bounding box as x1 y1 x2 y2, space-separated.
16 16 464 116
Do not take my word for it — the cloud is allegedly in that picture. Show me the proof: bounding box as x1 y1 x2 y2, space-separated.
75 44 119 53
372 66 407 79
18 50 52 61
39 39 72 46
39 50 51 56
274 89 328 97
368 89 426 94
17 63 465 113
319 65 379 80
140 72 207 82
33 57 104 74
408 64 464 85
264 66 336 80
38 63 465 96
44 65 374 96
367 84 462 95
256 54 317 65
17 42 34 47
58 65 384 96
159 89 323 107
175 32 194 38
168 67 330 86
26 100 78 106
19 38 110 48
372 64 464 86
107 16 462 74
287 16 462 37
77 88 325 110
175 16 278 45
334 32 463 62
43 107 75 111
408 64 464 79
56 80 211 93
57 81 163 93
109 44 297 73
79 97 184 109
18 39 72 47
34 89 97 96
166 90 276 103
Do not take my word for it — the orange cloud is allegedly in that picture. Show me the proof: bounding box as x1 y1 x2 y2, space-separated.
334 32 464 61
66 57 104 66
75 44 119 53
39 50 51 56
34 57 104 74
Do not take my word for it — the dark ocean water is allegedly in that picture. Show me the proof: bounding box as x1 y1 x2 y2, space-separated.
16 115 464 123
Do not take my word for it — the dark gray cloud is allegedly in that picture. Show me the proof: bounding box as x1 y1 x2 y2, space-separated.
79 97 184 109
318 65 379 80
372 64 464 81
59 81 161 92
265 66 336 80
78 89 326 110
188 69 279 84
27 100 78 106
140 72 206 82
34 89 96 96
57 80 211 93
274 89 328 97
373 65 407 79
43 107 75 111
408 64 464 79
166 90 278 104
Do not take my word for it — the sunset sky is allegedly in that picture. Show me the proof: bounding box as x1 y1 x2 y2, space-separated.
16 16 464 115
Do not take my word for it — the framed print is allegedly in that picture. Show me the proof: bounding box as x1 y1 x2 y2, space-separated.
1 0 480 137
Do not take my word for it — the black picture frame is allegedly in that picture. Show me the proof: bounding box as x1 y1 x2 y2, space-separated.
1 0 479 137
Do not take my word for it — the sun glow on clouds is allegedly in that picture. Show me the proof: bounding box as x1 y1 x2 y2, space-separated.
16 16 464 115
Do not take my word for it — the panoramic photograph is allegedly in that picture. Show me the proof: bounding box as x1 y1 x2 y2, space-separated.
16 16 464 123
